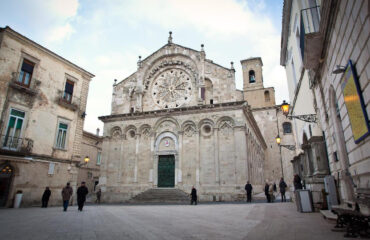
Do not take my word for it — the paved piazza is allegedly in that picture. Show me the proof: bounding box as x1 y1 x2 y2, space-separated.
1 202 344 240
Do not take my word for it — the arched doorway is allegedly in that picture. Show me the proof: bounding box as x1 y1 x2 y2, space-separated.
0 164 14 207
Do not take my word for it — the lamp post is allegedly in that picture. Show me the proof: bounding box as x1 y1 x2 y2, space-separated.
76 156 90 167
276 135 285 179
280 100 317 123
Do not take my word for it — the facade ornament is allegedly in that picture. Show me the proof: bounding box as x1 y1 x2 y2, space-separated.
230 61 235 71
201 44 204 52
168 31 173 44
137 56 142 69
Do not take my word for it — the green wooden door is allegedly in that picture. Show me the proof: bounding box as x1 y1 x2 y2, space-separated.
158 155 175 187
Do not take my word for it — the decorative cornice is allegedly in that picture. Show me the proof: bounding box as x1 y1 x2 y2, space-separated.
280 0 293 66
99 101 247 122
0 26 95 78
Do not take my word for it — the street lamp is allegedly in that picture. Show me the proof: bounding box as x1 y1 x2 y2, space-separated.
280 100 317 123
276 134 296 151
76 156 90 167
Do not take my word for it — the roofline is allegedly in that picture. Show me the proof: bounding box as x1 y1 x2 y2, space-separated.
240 57 263 66
0 26 95 78
83 130 103 140
280 0 293 66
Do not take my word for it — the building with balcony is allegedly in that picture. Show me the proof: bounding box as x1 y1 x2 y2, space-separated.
281 0 370 213
0 26 94 207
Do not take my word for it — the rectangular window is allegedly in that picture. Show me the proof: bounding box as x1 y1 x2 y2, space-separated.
3 109 25 149
63 80 74 103
97 152 101 165
18 59 34 87
55 122 68 149
201 87 205 100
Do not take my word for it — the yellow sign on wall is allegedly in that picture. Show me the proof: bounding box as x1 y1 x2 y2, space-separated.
341 60 370 143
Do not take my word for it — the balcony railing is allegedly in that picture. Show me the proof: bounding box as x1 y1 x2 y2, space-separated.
300 6 323 69
9 72 40 95
56 90 81 111
0 135 33 154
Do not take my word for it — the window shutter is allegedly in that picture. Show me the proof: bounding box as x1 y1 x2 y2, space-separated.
65 81 74 94
21 61 34 73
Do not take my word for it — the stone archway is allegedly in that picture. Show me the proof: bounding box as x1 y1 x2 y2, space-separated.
153 132 179 188
0 164 14 207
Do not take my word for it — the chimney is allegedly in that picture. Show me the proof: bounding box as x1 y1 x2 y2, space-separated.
96 128 100 136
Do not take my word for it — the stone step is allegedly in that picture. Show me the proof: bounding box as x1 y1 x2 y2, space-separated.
128 188 191 203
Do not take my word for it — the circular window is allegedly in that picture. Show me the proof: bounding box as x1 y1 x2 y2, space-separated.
203 125 211 133
129 130 135 138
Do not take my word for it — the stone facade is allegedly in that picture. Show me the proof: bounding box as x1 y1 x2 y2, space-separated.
77 130 102 198
0 27 94 207
281 0 370 211
99 36 290 202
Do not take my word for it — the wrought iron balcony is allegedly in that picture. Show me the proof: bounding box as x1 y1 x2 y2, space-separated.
0 135 33 155
300 6 323 69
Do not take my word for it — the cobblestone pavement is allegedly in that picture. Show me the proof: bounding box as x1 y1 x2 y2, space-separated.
0 202 344 240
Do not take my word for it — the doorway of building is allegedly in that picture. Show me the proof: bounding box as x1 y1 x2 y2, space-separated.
157 155 175 188
0 165 13 207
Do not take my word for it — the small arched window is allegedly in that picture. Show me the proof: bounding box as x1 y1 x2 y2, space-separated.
264 90 270 102
283 122 292 134
249 70 256 83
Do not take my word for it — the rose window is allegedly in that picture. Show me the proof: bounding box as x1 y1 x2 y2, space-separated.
151 69 193 109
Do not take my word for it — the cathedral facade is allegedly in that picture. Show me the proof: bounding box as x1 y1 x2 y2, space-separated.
99 34 287 202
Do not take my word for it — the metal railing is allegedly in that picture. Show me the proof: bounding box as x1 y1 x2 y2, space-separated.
57 90 81 111
1 135 33 153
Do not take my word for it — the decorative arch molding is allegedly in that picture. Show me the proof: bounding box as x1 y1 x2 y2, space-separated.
181 120 197 137
124 125 137 139
154 131 179 153
110 126 123 139
143 54 199 90
198 118 214 129
139 124 152 138
153 116 180 133
216 116 235 128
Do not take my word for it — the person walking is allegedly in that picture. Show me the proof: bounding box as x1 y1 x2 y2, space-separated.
269 183 275 202
77 182 89 211
245 181 253 203
61 183 73 211
264 182 270 203
96 189 101 204
41 187 51 208
293 174 303 190
190 186 197 205
273 182 277 192
279 178 288 202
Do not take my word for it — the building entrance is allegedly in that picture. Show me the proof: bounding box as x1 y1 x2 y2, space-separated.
157 155 175 188
0 165 13 207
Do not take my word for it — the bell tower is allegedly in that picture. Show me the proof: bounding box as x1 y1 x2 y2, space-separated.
241 57 264 91
241 57 275 108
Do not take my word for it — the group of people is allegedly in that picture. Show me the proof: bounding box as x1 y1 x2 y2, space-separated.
41 182 102 211
244 178 288 203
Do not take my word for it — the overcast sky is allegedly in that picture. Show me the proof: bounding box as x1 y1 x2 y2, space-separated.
1 0 289 135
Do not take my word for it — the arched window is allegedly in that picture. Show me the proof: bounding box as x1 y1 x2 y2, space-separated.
264 90 270 102
283 122 292 134
249 70 256 83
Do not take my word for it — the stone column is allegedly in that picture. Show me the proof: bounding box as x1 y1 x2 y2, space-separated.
214 127 220 184
196 130 200 185
178 131 183 183
134 134 139 183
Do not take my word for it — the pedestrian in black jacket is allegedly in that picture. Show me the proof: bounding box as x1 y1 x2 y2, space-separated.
264 183 271 203
77 182 89 211
190 186 197 205
41 187 51 208
279 178 288 202
245 181 253 202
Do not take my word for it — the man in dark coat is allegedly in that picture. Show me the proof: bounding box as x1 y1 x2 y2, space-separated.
190 186 197 205
264 182 271 203
293 174 303 190
245 181 253 202
61 183 73 211
41 187 51 208
77 182 89 211
279 178 288 202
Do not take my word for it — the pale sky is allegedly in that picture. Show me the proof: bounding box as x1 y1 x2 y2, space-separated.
0 0 289 135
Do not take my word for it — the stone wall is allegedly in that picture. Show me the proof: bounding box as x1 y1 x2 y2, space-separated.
99 104 266 202
313 0 370 201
